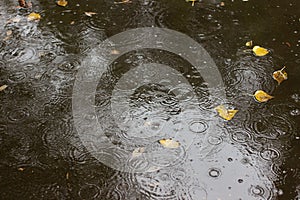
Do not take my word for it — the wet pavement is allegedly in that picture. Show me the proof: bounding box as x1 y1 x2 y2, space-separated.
0 0 299 199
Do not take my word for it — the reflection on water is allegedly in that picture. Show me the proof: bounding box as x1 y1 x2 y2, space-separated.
0 0 299 199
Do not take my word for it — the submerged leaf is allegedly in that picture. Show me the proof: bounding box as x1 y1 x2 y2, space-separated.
215 105 238 121
84 12 97 17
18 167 25 171
252 46 269 56
114 0 132 4
6 30 12 36
111 49 120 55
159 138 180 149
3 30 12 41
273 66 288 85
27 12 41 21
132 147 145 158
246 40 253 47
57 0 68 7
0 85 8 91
254 90 273 102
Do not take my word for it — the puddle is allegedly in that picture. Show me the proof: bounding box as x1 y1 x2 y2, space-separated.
0 0 299 199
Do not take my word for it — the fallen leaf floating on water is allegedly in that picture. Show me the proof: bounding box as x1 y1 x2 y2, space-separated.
132 147 145 158
215 105 238 121
0 85 8 92
273 66 288 85
186 0 196 6
254 90 274 103
114 0 132 4
57 0 68 7
111 49 120 55
18 167 25 171
84 12 97 17
252 46 269 56
245 40 253 47
159 138 180 149
27 12 41 21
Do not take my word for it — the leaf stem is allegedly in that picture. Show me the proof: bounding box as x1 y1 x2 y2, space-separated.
280 66 286 72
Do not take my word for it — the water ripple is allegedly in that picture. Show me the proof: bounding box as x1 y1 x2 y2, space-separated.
7 108 30 122
188 120 208 133
170 167 187 182
8 71 27 83
2 46 38 63
144 141 186 167
154 5 222 40
259 148 281 162
230 129 253 144
137 170 178 199
208 167 222 178
249 113 293 140
78 184 101 199
57 56 81 72
207 135 223 145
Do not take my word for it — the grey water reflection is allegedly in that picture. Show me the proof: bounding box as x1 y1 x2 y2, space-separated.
0 0 299 199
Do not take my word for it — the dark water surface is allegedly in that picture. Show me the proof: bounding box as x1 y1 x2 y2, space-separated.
0 0 299 199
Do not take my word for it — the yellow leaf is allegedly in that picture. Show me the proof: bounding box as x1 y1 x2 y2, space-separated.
186 0 196 6
0 85 8 91
273 66 288 85
254 90 274 103
84 12 97 17
27 13 41 21
57 0 68 7
246 40 253 47
159 138 180 149
215 105 238 121
252 46 269 56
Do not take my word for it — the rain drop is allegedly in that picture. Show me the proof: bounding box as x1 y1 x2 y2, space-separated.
208 168 221 178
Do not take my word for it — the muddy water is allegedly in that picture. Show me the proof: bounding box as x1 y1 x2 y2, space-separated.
0 0 299 199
